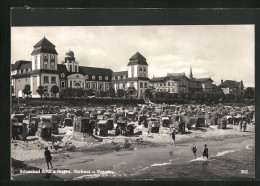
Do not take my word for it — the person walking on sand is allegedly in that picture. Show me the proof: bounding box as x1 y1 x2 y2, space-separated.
202 144 209 160
191 144 197 159
170 129 176 146
242 120 247 132
44 147 53 169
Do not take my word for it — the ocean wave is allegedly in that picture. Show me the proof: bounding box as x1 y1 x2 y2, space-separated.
189 157 208 162
215 149 237 157
151 162 171 167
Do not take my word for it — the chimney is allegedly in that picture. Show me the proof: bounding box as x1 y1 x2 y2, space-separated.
221 79 223 84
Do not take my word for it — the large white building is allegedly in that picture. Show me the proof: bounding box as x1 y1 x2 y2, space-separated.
11 37 150 99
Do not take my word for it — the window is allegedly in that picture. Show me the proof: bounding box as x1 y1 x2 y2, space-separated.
106 83 109 89
118 76 121 80
168 82 171 86
44 76 48 83
61 81 65 88
35 57 38 69
130 82 134 87
144 67 146 72
112 76 115 80
28 68 31 72
140 67 142 71
123 75 126 79
164 82 166 86
92 83 96 89
86 82 89 89
99 76 102 80
144 83 147 88
123 83 125 88
131 66 134 77
70 65 72 72
44 54 48 59
51 77 56 84
85 75 89 79
26 79 28 82
75 65 78 72
44 62 48 69
26 69 28 73
50 55 54 59
99 83 103 89
50 62 55 70
61 73 65 78
105 76 108 80
70 81 72 87
140 82 143 88
92 75 95 80
160 83 162 86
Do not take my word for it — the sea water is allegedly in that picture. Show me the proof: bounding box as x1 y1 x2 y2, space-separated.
132 145 255 179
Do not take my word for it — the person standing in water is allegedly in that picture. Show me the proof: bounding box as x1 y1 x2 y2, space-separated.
44 147 53 169
170 129 176 146
202 144 209 160
191 144 197 159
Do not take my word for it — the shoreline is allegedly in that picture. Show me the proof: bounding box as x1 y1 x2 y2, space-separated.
11 126 255 179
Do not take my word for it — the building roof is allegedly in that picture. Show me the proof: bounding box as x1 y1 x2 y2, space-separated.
113 71 128 77
150 77 165 82
79 66 113 76
219 80 243 89
57 64 70 79
30 69 60 75
127 52 148 66
31 37 58 55
11 60 31 71
126 77 150 81
33 37 56 48
194 78 213 82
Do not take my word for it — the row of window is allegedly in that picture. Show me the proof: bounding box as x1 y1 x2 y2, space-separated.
139 82 148 88
43 54 55 60
44 76 56 83
112 75 127 80
85 75 109 81
44 62 55 70
18 68 31 74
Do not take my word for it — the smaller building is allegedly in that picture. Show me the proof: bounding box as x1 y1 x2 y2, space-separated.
218 80 244 96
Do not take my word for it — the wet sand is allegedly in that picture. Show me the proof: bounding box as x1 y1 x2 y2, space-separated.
12 134 254 180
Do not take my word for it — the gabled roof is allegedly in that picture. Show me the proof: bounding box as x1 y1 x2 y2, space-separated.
31 37 58 55
194 78 213 82
79 66 113 76
11 60 31 71
33 37 56 48
219 80 242 88
127 52 148 66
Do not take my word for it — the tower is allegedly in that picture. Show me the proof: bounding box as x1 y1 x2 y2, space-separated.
189 66 193 79
127 51 148 78
31 36 58 71
63 49 79 73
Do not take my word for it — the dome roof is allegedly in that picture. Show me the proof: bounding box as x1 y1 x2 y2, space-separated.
66 49 74 57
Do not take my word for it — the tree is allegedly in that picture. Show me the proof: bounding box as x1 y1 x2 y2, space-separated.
244 87 255 99
85 89 94 97
75 88 85 97
51 85 59 97
99 90 106 98
108 88 116 98
117 89 125 98
23 84 32 98
144 89 153 100
36 85 45 98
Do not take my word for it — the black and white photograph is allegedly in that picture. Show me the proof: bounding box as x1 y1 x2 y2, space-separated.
10 24 255 180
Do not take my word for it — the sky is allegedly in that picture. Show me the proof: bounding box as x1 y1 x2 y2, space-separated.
11 25 254 87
